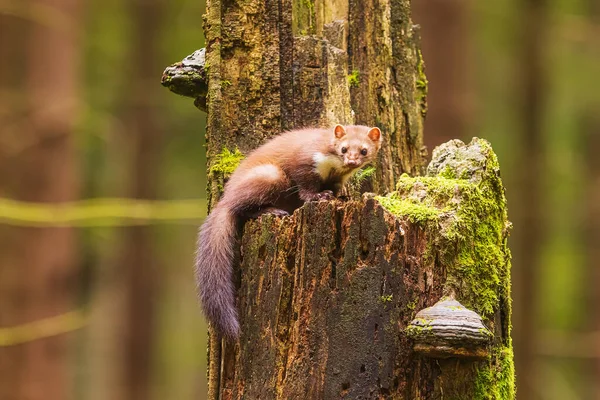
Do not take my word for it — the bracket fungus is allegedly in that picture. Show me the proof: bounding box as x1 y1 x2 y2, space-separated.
406 297 492 360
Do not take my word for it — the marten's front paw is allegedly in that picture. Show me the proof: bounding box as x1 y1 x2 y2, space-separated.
314 190 335 201
300 190 335 202
265 208 290 217
249 207 290 219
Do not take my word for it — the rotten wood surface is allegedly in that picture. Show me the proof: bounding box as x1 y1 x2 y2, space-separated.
228 198 427 398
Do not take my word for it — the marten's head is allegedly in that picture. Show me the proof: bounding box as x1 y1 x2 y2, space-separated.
331 124 382 170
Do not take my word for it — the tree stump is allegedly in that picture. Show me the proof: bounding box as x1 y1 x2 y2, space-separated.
161 0 515 397
220 138 514 399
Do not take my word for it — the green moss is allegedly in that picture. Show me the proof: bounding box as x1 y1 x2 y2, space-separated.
375 193 441 225
379 294 393 303
439 165 456 179
220 80 232 88
406 299 417 311
405 318 433 338
475 347 515 399
209 148 245 182
347 69 360 87
345 165 376 194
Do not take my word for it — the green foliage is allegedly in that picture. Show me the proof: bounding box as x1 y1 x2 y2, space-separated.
0 309 87 346
0 198 206 227
302 0 315 21
292 0 315 34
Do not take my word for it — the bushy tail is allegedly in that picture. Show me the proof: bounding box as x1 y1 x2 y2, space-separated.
195 204 240 339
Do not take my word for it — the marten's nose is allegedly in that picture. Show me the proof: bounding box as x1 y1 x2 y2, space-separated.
346 159 360 167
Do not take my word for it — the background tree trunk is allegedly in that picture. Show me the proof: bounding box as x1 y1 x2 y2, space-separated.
412 0 473 151
118 0 165 399
585 1 600 395
583 112 600 400
511 0 547 398
0 0 81 399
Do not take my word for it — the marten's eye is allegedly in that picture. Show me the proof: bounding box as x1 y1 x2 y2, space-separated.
341 147 348 154
361 148 368 156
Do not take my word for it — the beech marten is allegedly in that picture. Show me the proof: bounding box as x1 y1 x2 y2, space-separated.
195 124 382 339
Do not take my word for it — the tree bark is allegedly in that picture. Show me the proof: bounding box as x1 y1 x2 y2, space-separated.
195 0 515 397
0 0 81 399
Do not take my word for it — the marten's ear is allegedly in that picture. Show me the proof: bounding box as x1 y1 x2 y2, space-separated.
334 124 346 139
368 127 381 142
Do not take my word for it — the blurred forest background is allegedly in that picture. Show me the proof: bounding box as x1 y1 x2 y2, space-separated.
0 0 598 399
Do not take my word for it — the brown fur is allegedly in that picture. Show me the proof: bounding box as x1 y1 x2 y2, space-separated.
195 125 382 339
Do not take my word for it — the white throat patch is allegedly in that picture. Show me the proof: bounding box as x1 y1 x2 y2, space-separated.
312 152 344 179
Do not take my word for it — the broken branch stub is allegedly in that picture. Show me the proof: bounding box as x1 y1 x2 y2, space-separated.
161 48 208 112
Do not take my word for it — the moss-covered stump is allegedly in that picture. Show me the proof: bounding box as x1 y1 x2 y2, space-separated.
216 138 514 399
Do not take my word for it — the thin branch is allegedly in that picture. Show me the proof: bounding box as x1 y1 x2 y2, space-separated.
0 197 206 226
161 48 208 112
